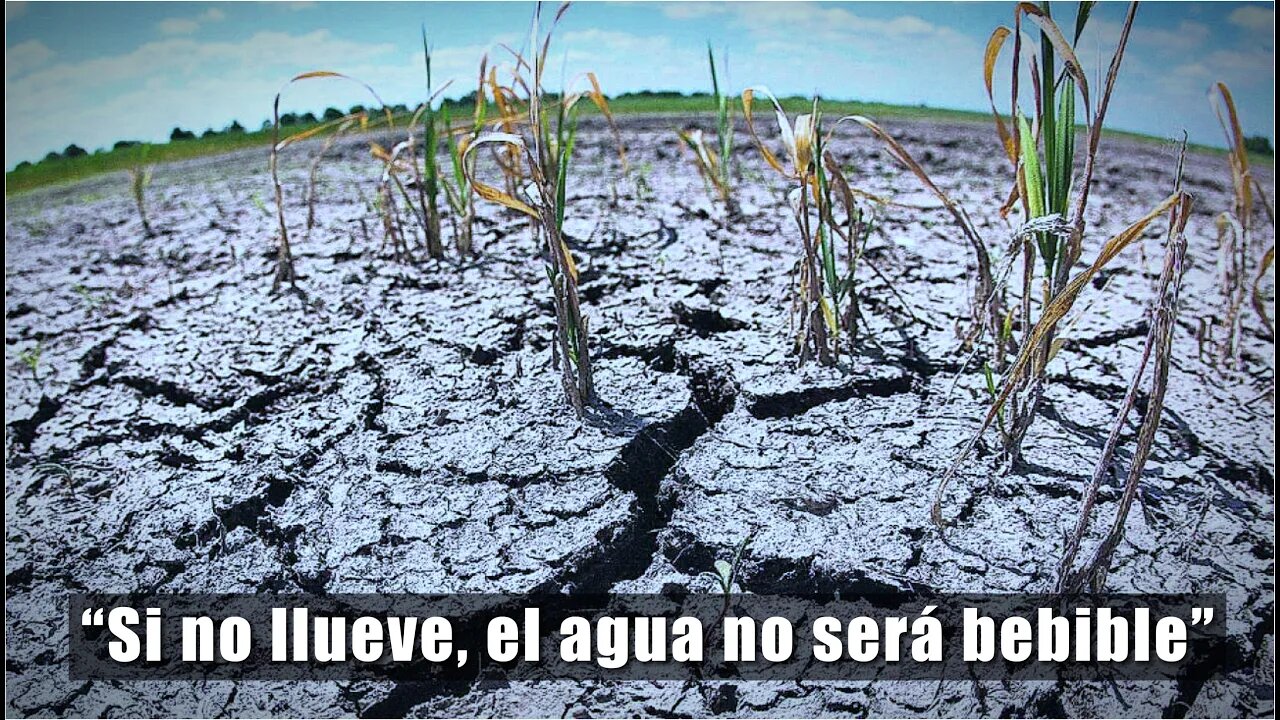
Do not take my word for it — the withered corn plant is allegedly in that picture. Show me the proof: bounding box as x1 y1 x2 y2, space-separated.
741 88 868 366
128 146 155 238
306 112 365 232
678 44 738 215
485 53 544 249
270 71 388 292
1208 82 1275 362
930 1 1203 527
440 58 489 257
1254 241 1275 342
844 113 1002 358
417 30 448 259
366 34 456 264
370 139 422 263
487 64 529 208
965 0 1098 458
1056 145 1193 593
463 2 624 414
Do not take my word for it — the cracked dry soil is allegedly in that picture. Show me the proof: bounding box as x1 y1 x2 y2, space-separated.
5 116 1276 717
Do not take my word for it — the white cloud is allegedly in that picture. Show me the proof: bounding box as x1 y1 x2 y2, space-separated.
157 17 200 35
5 30 414 161
555 29 702 93
658 3 729 21
156 7 227 36
5 39 53 76
1228 5 1273 32
1138 19 1211 51
731 2 952 42
699 3 982 110
1198 47 1275 90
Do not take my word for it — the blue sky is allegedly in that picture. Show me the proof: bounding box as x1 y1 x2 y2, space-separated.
4 1 1275 169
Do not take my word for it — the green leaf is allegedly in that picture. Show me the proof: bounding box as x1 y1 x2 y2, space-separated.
707 42 720 105
420 27 440 194
1019 111 1055 273
421 26 433 95
1018 113 1045 220
822 232 839 302
441 104 468 197
1073 1 1096 46
1053 77 1076 214
554 109 580 234
1039 0 1056 211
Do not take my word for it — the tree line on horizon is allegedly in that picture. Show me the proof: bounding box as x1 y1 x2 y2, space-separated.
10 88 1273 173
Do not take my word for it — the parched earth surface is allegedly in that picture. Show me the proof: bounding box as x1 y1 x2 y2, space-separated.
5 115 1275 717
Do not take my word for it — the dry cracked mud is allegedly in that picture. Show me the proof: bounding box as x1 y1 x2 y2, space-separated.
5 115 1275 717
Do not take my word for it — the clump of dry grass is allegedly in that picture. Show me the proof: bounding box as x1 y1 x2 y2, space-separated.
363 34 464 265
463 2 625 414
271 36 502 275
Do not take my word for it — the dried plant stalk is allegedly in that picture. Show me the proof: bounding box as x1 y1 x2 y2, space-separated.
932 189 1187 527
270 72 388 293
1056 148 1193 593
128 158 154 238
1252 244 1275 341
306 113 362 232
1209 82 1272 363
